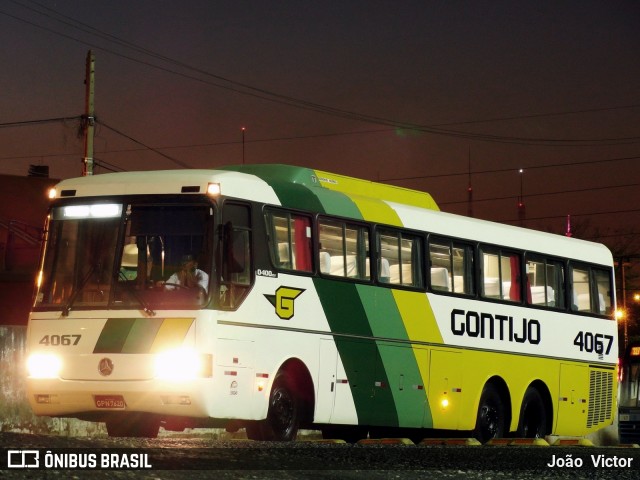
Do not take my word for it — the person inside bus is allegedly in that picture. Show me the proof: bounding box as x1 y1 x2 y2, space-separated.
163 253 209 293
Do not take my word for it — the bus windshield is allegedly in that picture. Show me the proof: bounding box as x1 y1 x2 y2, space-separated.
34 201 214 312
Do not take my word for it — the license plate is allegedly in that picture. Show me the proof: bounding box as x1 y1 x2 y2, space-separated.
94 395 126 409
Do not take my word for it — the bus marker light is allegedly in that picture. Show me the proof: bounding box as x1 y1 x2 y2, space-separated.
207 183 221 196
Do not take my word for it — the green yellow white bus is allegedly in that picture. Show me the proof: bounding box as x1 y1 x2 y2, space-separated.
26 164 617 442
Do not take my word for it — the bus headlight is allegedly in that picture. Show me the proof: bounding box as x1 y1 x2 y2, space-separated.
154 349 212 380
27 353 62 379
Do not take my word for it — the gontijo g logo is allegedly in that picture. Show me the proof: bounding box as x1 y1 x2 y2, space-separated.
264 287 305 320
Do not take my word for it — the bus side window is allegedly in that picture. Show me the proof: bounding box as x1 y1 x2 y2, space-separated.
526 255 565 309
377 229 422 288
319 219 369 280
429 237 475 295
593 268 613 315
481 247 522 303
570 264 613 316
265 209 312 272
571 266 591 312
221 203 252 308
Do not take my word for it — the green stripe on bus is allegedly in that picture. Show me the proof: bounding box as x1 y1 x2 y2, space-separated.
93 318 136 353
312 187 363 219
222 164 366 219
270 181 327 213
356 285 430 428
121 317 164 353
314 279 398 427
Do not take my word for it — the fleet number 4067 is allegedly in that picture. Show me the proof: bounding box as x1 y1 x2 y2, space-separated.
573 331 613 355
39 334 81 346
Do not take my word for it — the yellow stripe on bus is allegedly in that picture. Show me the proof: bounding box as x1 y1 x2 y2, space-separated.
149 317 194 353
392 290 443 345
392 289 443 415
313 169 439 211
350 196 403 226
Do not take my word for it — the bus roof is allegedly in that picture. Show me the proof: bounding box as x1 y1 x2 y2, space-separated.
52 164 612 266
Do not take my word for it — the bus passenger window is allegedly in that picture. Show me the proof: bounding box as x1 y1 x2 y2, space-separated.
429 238 475 295
265 210 312 272
594 268 613 315
571 267 591 312
319 219 369 280
526 256 565 309
481 248 522 303
378 229 422 288
429 241 452 291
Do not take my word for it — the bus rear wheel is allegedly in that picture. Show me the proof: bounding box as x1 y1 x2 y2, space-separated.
517 387 548 438
474 384 506 444
247 374 300 441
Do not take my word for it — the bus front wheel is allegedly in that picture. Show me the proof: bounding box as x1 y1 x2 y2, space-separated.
474 384 506 443
247 374 300 441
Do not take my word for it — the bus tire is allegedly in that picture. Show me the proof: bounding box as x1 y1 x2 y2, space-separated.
517 387 548 438
247 374 300 441
474 383 506 443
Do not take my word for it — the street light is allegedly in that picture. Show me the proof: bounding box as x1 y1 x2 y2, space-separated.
616 309 628 347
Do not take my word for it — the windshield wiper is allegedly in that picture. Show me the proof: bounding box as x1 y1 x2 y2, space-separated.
62 263 97 316
118 270 156 316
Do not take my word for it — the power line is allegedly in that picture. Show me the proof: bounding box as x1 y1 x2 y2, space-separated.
0 115 80 128
382 154 640 182
4 2 640 146
97 120 191 168
439 181 640 206
497 208 640 225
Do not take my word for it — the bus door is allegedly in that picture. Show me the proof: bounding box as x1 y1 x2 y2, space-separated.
428 350 463 430
377 343 429 428
556 363 589 436
315 339 339 423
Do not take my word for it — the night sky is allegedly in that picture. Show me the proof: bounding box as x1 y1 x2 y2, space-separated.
1 0 639 241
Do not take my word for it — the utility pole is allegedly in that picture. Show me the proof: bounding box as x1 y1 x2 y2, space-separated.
517 169 525 227
82 50 96 176
241 126 246 164
467 148 473 217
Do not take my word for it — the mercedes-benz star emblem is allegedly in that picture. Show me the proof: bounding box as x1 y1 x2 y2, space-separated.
98 358 114 376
